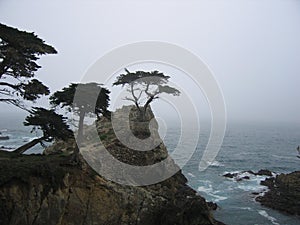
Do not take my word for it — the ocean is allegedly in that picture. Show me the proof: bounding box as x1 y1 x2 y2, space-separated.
164 122 300 225
1 118 300 225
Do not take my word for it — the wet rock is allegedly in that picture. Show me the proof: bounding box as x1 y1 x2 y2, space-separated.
223 173 250 181
207 201 218 210
256 171 300 215
256 169 273 176
244 170 255 175
223 173 237 178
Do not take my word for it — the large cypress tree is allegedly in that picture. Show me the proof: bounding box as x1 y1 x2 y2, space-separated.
0 23 57 110
13 107 73 154
50 82 110 146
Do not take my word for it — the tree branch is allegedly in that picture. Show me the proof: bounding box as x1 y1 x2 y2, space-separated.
130 82 141 111
123 97 136 103
0 81 19 89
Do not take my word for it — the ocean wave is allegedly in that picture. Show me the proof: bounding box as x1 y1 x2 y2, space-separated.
237 183 266 192
22 137 37 142
209 160 224 167
238 207 253 211
272 154 297 160
208 193 228 202
258 210 280 225
223 170 271 193
187 173 195 178
197 184 228 202
197 185 213 193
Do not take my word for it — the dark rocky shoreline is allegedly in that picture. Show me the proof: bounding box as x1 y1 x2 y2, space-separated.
256 171 300 216
223 169 300 216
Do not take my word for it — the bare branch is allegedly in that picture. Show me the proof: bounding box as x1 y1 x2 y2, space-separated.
123 97 136 103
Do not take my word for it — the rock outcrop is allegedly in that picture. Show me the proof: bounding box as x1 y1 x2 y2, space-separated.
0 152 224 225
223 169 273 182
256 171 300 215
0 106 225 225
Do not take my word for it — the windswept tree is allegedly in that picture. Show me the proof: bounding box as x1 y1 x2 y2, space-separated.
14 107 73 154
0 23 57 110
50 82 110 145
113 69 180 120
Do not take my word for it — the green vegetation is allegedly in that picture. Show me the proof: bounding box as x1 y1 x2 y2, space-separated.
50 83 110 143
0 23 179 159
113 69 180 121
0 23 56 111
13 107 73 154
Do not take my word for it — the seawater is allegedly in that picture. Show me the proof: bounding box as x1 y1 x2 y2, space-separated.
1 118 300 224
164 122 300 225
0 113 44 154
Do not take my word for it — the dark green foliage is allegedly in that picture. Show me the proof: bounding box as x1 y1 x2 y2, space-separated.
0 152 74 194
0 23 57 77
113 69 169 87
113 69 180 120
24 107 73 142
20 79 50 101
0 23 56 109
50 82 110 144
50 83 110 118
13 108 73 154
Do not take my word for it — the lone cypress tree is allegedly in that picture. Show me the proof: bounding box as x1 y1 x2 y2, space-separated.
0 23 57 110
113 69 180 121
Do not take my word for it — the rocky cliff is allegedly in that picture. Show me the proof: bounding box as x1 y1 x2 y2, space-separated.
0 106 225 225
256 171 300 215
0 152 225 225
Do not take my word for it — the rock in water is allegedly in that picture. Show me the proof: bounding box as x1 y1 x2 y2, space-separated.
256 169 273 176
256 171 300 215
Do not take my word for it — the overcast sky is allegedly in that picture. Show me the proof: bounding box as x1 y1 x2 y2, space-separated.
0 0 299 125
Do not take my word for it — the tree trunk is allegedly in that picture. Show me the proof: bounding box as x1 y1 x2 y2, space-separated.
77 110 85 146
13 137 45 154
71 145 80 162
142 96 154 121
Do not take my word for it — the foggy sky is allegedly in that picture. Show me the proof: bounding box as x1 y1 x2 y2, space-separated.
0 0 299 125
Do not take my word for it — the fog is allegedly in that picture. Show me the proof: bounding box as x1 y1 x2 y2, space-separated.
0 0 299 125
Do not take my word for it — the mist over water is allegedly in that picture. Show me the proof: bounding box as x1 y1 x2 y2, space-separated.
0 111 29 130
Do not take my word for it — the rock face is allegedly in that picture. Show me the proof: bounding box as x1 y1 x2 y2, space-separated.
0 153 224 225
256 171 300 215
0 106 225 225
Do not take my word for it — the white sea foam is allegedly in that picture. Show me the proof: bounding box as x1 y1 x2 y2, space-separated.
239 207 253 211
272 154 296 160
223 170 272 194
197 184 228 202
22 137 37 142
209 160 224 167
208 193 228 202
223 170 241 175
197 184 213 193
258 210 280 225
187 173 195 178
